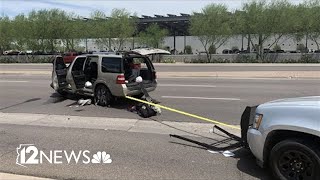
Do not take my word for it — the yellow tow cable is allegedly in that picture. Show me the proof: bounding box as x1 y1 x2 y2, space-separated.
125 96 240 130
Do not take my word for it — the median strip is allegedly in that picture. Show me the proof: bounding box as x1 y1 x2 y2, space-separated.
0 172 53 180
0 112 240 137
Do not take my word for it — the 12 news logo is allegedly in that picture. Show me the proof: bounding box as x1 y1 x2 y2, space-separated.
16 144 112 167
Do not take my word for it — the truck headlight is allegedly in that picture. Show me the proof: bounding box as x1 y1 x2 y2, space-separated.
253 114 263 129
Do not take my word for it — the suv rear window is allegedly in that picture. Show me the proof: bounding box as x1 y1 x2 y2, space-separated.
101 57 122 73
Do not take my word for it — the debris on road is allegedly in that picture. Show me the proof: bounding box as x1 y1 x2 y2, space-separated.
207 150 235 157
77 99 92 106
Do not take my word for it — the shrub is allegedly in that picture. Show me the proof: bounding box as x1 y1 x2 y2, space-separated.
300 54 319 63
0 55 54 63
184 45 193 54
296 44 308 53
234 55 259 63
163 46 170 51
161 58 176 63
208 45 216 54
231 46 240 53
273 44 282 51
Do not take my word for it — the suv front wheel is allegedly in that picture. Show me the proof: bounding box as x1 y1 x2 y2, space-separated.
269 139 320 180
94 85 113 106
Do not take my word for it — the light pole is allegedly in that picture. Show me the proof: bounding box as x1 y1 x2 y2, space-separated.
83 18 89 53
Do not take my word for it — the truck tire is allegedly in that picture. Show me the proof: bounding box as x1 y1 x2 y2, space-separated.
269 139 320 180
94 85 113 106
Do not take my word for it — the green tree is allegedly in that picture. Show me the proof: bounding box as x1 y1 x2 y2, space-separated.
0 16 13 54
62 13 83 51
190 4 231 62
91 10 111 51
12 14 29 51
108 9 136 51
290 3 309 51
46 9 70 52
27 10 50 52
241 0 294 60
308 0 320 50
273 44 282 51
138 23 168 48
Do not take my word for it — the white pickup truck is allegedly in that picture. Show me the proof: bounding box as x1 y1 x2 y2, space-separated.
241 96 320 180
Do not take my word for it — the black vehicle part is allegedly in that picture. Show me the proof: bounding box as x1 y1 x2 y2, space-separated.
240 106 257 146
269 139 320 180
170 125 244 151
170 105 258 150
53 57 68 88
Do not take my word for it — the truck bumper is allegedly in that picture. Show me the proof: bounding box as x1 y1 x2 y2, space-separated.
240 105 265 167
247 128 265 167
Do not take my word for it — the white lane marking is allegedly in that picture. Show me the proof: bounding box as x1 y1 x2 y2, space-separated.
162 96 241 101
159 84 216 88
0 80 29 83
159 77 320 81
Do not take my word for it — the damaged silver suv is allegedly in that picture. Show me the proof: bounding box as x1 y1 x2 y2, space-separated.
51 49 167 106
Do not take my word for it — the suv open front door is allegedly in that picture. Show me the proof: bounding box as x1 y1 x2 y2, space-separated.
51 56 68 91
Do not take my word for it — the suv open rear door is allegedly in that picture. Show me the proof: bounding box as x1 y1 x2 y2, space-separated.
130 48 170 56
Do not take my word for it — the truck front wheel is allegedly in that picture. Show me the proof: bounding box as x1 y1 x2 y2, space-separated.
269 139 320 180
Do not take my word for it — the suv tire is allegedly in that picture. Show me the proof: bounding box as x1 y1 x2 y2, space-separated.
95 85 113 106
269 139 320 180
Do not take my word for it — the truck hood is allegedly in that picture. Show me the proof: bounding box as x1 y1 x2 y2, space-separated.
260 96 320 107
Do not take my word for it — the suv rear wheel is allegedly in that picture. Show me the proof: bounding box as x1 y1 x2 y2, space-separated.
269 139 320 180
94 85 113 106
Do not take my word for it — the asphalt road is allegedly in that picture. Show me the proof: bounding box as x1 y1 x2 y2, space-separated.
0 123 270 180
0 74 319 125
0 64 319 179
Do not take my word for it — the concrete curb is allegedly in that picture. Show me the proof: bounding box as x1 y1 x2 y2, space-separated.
0 112 240 138
0 173 53 180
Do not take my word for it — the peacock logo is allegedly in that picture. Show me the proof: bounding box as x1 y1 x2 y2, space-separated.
91 151 112 164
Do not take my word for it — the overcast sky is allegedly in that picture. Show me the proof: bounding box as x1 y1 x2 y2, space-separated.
0 0 304 18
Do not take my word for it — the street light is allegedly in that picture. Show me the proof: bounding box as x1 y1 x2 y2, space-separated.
83 18 90 53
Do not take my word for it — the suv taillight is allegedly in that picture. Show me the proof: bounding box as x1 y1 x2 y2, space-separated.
153 72 157 79
116 75 126 84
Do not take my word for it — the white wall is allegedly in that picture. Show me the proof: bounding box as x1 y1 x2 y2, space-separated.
81 35 320 53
